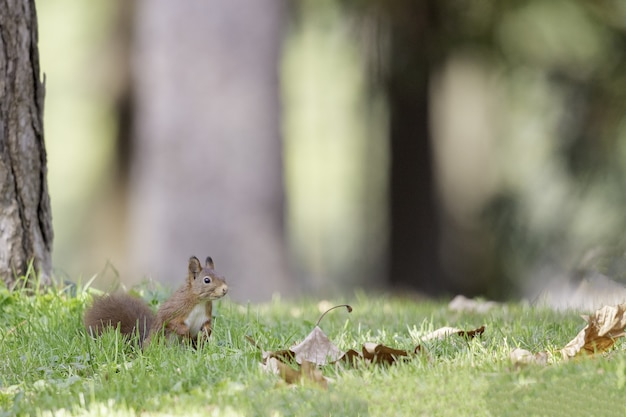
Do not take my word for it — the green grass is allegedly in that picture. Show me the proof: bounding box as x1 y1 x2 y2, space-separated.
1 283 626 417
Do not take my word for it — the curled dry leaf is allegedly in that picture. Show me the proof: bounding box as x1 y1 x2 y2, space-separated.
249 303 352 367
509 303 626 365
291 326 343 365
561 303 626 358
300 361 328 389
266 349 296 363
362 342 411 365
509 348 548 367
253 303 485 387
261 358 328 389
337 325 484 366
289 303 352 365
420 325 485 342
338 344 412 366
254 302 351 390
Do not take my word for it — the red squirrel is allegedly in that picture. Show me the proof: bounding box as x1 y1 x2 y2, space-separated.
84 256 228 347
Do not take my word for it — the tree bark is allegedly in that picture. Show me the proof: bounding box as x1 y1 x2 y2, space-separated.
128 0 293 300
0 0 53 286
386 0 444 295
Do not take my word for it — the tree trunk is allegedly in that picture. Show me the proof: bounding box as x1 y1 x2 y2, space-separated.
128 0 293 300
386 0 444 295
0 0 53 286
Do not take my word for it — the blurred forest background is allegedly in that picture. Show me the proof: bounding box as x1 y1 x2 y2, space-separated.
37 0 626 302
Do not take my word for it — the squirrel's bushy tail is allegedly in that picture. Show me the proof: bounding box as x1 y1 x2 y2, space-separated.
84 293 155 344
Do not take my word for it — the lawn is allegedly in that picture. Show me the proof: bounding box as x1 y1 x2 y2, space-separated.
1 282 625 416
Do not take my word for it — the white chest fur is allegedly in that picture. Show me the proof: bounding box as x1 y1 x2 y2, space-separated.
184 301 209 337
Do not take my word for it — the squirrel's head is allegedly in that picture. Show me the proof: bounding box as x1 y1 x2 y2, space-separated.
187 256 228 300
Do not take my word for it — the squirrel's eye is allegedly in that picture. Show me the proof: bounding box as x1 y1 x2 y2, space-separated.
204 276 211 284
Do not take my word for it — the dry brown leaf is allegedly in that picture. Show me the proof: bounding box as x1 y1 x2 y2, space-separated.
509 348 548 367
254 305 484 378
288 304 352 365
449 295 498 313
339 349 362 364
291 326 343 365
362 342 411 365
508 303 626 366
420 325 485 342
336 344 412 365
246 336 297 364
335 325 483 365
261 358 328 389
300 361 328 389
561 303 626 358
248 304 351 367
266 349 296 362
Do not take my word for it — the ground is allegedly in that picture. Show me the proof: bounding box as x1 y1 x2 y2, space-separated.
1 284 625 416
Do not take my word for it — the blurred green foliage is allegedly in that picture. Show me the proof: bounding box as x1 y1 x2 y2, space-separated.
334 0 626 296
37 0 626 297
38 0 118 280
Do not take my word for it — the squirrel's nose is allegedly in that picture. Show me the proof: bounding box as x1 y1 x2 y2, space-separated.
221 286 228 296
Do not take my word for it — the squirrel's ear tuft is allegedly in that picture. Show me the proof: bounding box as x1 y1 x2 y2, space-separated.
188 256 202 277
205 256 215 269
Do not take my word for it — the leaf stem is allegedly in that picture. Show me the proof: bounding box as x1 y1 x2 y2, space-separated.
315 304 353 327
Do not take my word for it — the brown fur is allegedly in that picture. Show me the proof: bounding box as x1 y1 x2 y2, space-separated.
84 256 228 348
147 256 228 345
84 293 155 343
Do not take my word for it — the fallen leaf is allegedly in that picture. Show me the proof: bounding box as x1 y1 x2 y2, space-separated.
420 325 485 342
291 326 343 365
362 342 411 365
253 302 353 392
300 360 328 389
288 304 352 365
507 304 626 366
260 358 328 389
339 349 362 364
449 295 499 313
336 344 413 366
260 356 281 375
509 348 548 367
461 326 485 338
254 304 484 383
561 303 626 358
335 325 483 365
266 349 296 363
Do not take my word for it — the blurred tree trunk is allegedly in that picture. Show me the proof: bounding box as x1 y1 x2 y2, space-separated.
0 0 53 286
128 0 293 300
386 0 444 294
